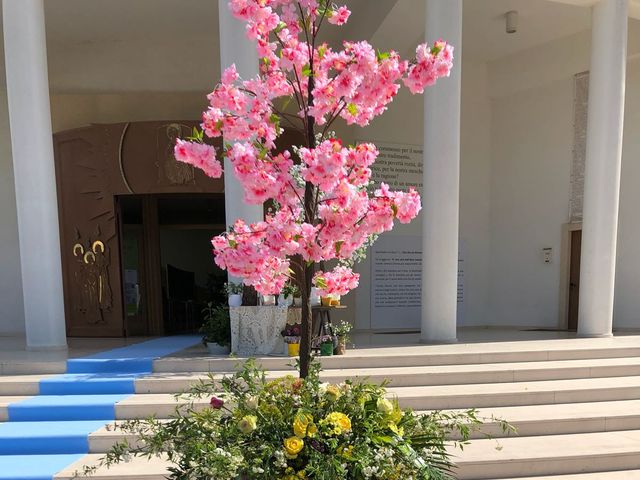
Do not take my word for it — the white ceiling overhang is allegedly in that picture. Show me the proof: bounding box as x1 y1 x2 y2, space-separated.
548 0 640 19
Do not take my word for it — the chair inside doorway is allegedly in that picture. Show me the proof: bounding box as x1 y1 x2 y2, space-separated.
118 193 227 336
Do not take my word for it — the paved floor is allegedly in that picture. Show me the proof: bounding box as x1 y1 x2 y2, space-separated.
2 327 639 369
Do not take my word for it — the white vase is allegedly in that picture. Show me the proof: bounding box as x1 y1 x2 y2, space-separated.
278 294 293 307
310 287 321 306
206 342 230 355
228 294 242 307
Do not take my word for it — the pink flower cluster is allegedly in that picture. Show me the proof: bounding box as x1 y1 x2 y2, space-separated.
210 142 422 294
404 41 455 94
174 0 453 296
313 267 360 297
174 139 222 178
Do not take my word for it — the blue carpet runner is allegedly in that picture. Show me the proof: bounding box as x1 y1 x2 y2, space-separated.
0 335 200 480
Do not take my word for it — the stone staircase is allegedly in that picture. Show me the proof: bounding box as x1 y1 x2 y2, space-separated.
2 337 640 479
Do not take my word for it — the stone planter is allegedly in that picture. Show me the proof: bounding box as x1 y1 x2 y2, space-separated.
230 306 287 356
334 336 346 355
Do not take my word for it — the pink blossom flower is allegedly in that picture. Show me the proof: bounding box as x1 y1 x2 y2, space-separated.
328 6 351 25
173 139 222 178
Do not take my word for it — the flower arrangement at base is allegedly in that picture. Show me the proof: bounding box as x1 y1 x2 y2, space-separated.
84 360 512 480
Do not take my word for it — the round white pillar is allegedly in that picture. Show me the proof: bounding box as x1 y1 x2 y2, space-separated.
2 0 67 350
421 0 462 343
578 0 629 338
218 0 263 229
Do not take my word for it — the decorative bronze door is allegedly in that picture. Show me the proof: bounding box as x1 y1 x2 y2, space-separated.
54 121 224 337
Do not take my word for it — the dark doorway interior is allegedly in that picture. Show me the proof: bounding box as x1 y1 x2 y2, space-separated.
567 229 582 331
118 194 226 336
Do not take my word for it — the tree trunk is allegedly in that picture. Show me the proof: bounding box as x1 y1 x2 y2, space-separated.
299 262 314 378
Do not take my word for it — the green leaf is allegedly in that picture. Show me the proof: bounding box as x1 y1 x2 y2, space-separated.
301 64 312 77
346 103 358 116
377 50 390 61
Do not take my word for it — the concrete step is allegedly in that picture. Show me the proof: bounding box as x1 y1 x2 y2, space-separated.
445 399 640 439
454 430 640 479
389 375 640 410
57 431 640 479
153 338 640 373
6 356 640 397
493 472 640 480
54 453 170 479
137 356 640 392
81 399 640 453
4 375 638 421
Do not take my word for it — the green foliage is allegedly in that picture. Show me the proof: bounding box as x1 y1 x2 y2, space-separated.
82 360 512 480
199 303 231 347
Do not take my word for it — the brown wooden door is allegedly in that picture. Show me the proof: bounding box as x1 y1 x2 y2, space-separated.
568 229 582 331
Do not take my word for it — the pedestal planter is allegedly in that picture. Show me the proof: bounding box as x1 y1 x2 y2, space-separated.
230 306 287 356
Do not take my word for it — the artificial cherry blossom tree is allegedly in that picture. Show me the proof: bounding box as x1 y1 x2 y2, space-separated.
175 0 454 377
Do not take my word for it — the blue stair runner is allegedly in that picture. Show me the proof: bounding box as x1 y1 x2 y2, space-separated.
0 336 200 480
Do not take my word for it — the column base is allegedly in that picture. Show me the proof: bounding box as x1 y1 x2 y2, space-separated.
419 337 458 345
26 344 68 352
576 332 614 339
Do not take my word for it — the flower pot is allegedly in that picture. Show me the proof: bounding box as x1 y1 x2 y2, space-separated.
278 294 293 307
321 296 332 307
206 342 230 355
334 336 346 355
261 294 276 306
320 342 334 356
330 296 341 306
228 294 242 307
293 296 302 307
287 343 300 357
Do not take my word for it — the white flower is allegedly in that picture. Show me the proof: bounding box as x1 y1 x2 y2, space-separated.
245 395 259 410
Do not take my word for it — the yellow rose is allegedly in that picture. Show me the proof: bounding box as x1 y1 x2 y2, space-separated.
307 423 318 437
237 415 257 434
377 398 394 414
293 412 313 438
324 412 352 434
284 436 304 457
325 385 341 401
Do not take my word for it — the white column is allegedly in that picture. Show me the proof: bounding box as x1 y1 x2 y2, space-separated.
421 0 462 343
218 0 263 229
3 0 67 350
578 0 628 337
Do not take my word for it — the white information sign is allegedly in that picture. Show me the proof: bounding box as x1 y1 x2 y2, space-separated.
371 235 465 330
360 141 423 192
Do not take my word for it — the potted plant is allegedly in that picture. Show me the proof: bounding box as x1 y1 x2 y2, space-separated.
223 282 243 307
199 303 231 355
279 282 299 307
333 320 353 355
281 324 301 356
318 335 335 356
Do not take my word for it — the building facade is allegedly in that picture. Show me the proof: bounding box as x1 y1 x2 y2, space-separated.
0 0 639 349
